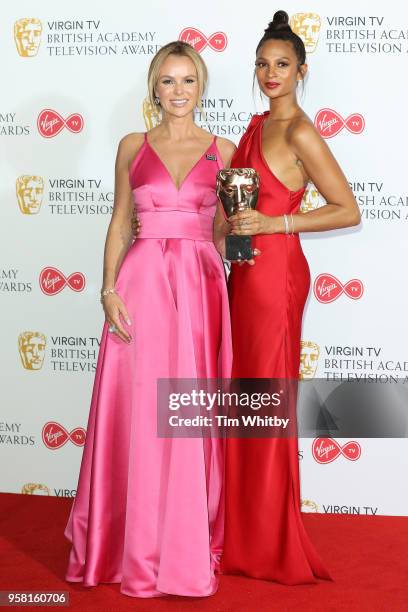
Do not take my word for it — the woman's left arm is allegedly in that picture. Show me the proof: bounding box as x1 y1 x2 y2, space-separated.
285 121 361 232
231 121 361 235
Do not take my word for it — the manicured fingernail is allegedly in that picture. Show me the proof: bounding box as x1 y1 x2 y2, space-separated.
127 319 131 325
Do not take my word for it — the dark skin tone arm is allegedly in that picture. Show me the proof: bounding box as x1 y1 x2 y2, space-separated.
229 119 360 236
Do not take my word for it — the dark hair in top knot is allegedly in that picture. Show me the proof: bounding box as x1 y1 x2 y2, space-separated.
266 10 290 31
256 10 306 66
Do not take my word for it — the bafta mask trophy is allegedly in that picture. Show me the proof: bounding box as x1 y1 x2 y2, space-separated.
216 168 260 261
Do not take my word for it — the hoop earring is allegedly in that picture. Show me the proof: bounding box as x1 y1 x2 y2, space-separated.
154 96 160 105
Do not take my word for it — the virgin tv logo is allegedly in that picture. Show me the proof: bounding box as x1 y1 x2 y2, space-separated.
313 273 363 303
39 267 85 295
42 422 86 450
314 108 365 138
179 28 227 53
312 437 361 463
37 109 84 138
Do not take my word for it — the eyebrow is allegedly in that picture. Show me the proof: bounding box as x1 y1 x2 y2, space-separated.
256 56 291 61
160 74 197 78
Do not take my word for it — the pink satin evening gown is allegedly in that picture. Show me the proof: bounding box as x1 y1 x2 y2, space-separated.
64 134 232 598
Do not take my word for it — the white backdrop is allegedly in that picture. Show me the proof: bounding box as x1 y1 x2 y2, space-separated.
1 1 408 516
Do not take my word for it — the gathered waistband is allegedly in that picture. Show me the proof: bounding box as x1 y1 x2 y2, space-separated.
136 210 213 241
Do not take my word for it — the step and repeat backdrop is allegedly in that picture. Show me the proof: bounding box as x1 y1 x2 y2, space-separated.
2 1 408 516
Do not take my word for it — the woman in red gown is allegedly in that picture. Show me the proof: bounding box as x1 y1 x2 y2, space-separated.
216 11 360 583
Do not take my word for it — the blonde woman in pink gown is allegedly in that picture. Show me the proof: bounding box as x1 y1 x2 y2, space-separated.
64 41 235 598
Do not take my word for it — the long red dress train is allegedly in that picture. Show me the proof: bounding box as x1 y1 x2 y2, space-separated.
221 112 331 584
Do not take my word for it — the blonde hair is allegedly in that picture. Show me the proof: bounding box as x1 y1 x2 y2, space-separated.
147 41 207 112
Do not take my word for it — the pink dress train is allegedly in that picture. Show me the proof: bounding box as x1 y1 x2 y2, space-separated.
64 134 232 598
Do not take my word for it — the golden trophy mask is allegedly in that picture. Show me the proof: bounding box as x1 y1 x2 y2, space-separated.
14 18 42 57
299 340 320 380
16 175 44 214
18 331 46 370
290 13 321 54
216 168 260 261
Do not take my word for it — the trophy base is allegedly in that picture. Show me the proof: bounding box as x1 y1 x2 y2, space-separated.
225 235 253 261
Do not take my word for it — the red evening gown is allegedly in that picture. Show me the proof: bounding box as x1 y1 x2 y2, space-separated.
221 112 331 584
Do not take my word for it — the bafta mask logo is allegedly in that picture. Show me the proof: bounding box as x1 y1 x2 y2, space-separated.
300 183 325 213
21 483 50 495
290 13 321 53
18 331 46 370
14 18 42 57
299 340 320 379
142 98 161 130
301 499 319 513
16 175 44 214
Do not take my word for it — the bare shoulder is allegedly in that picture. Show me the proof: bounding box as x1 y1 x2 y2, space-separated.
215 136 236 166
287 115 321 149
216 136 236 156
117 132 145 163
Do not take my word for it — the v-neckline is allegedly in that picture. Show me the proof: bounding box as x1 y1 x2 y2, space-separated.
146 135 216 192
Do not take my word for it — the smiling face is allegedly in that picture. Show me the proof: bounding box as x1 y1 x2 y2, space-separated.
255 39 307 100
154 54 199 119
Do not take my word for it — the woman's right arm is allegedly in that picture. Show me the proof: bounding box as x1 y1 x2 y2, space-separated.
101 133 144 343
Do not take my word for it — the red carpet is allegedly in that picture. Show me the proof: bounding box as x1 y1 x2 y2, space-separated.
0 492 407 611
